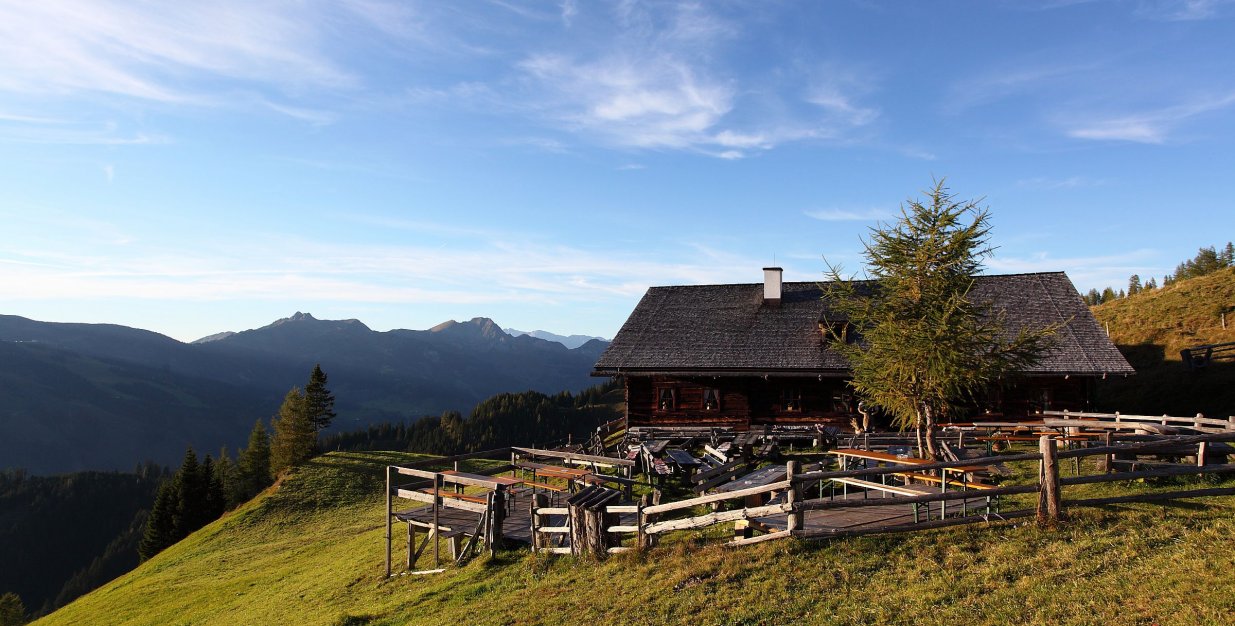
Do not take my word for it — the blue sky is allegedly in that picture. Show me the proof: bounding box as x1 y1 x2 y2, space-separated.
2 0 1233 342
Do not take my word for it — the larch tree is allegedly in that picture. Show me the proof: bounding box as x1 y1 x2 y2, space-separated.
269 387 315 477
236 419 271 500
822 179 1057 459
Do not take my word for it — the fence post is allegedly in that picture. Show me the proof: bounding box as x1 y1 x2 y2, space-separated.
433 473 442 567
1197 441 1209 467
636 494 650 550
1101 432 1113 473
1037 436 1063 525
786 461 802 534
491 484 506 555
384 466 392 577
530 492 546 553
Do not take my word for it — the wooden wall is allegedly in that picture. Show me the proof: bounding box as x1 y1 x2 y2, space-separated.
625 374 1096 428
626 375 854 428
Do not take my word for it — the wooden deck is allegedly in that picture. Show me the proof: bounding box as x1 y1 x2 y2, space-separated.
755 492 995 532
395 488 573 545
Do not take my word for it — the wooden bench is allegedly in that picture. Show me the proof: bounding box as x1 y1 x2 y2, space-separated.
830 477 932 523
417 488 487 505
893 472 995 490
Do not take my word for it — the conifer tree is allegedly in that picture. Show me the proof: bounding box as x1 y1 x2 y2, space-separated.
202 454 225 520
1146 277 1157 290
1128 274 1141 296
269 387 315 477
171 448 207 537
1101 286 1117 303
304 364 337 432
822 180 1055 459
0 592 25 626
138 479 177 560
236 419 271 500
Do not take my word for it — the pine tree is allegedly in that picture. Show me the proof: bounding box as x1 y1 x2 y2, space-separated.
1146 277 1157 290
1084 288 1101 306
171 448 207 537
138 480 177 560
1128 274 1141 296
269 387 315 477
1221 242 1234 267
202 454 225 520
304 364 337 432
1101 287 1116 303
821 179 1055 459
0 592 25 626
236 419 271 500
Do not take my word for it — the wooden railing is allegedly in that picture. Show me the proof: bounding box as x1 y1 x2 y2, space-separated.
531 431 1235 554
1043 410 1235 433
1181 341 1235 369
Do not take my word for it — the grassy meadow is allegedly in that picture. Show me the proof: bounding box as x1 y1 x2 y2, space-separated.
36 448 1235 626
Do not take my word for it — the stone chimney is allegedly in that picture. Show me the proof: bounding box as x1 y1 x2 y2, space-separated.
763 267 783 306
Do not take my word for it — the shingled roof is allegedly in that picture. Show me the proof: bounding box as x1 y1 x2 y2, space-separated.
593 272 1134 377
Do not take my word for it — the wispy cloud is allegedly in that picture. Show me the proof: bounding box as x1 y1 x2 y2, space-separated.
986 248 1160 291
1135 0 1235 21
803 208 893 222
513 4 878 159
1066 91 1235 143
1015 176 1107 189
0 231 771 308
0 1 359 103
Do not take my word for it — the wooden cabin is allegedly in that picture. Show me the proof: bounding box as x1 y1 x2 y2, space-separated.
592 269 1134 430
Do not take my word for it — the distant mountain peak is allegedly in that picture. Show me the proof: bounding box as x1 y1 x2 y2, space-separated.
430 317 508 341
192 331 236 344
504 327 609 350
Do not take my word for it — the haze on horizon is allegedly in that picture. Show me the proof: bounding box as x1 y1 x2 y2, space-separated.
2 0 1233 342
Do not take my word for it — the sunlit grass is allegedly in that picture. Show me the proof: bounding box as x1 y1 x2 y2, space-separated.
38 449 1235 626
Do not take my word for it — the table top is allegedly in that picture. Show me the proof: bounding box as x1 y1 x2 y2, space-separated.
829 448 928 464
829 448 991 473
716 465 788 492
440 470 524 487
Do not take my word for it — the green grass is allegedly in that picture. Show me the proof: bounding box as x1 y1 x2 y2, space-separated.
36 449 1235 626
1093 267 1235 416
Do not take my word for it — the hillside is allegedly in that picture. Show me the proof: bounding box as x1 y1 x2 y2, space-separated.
37 450 1235 626
0 314 607 474
1092 267 1235 416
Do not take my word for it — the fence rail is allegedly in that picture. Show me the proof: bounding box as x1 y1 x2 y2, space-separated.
530 430 1235 555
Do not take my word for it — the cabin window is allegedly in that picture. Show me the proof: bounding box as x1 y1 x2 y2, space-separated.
657 387 677 411
702 388 721 411
783 388 802 412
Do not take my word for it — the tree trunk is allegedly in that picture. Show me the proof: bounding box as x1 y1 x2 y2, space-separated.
923 404 939 460
913 409 925 459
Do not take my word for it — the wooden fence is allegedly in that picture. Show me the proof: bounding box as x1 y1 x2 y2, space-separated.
1043 409 1235 433
531 431 1235 553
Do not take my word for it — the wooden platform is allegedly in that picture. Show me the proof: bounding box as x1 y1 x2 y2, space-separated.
395 489 571 545
756 492 994 532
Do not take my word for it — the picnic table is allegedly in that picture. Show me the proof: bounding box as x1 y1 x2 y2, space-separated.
716 465 789 507
827 449 996 519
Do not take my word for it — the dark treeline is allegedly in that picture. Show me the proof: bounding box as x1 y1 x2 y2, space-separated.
320 380 622 455
0 464 167 621
139 365 334 560
1084 242 1234 305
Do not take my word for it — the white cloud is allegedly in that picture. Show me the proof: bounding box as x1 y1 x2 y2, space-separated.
0 1 360 103
804 208 893 222
1015 176 1107 189
1135 0 1235 21
986 249 1161 292
0 225 775 310
1066 92 1235 143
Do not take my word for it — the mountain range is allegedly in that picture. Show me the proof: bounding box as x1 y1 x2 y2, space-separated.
0 313 608 474
502 328 608 349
